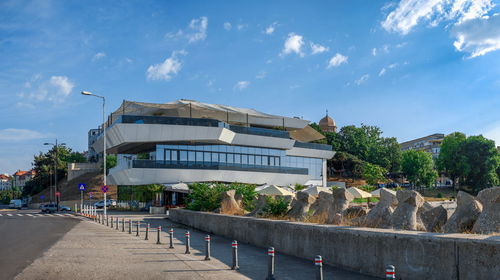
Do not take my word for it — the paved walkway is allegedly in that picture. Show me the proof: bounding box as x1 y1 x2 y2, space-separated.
15 214 377 280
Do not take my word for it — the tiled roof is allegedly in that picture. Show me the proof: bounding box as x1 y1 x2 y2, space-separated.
13 170 28 176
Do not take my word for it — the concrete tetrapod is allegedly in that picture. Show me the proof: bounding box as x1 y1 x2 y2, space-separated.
287 191 316 221
391 190 425 231
473 187 500 234
331 188 354 225
220 190 244 215
443 191 482 233
362 188 397 228
309 191 335 224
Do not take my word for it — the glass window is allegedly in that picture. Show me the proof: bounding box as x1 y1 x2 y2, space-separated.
196 151 203 162
241 154 248 165
227 153 234 163
219 153 226 163
248 155 255 165
227 146 234 153
255 156 262 165
204 152 211 162
212 152 219 162
248 147 255 154
164 150 171 161
179 151 187 161
234 154 241 164
188 151 195 161
255 148 262 155
234 146 241 153
262 156 268 166
171 150 178 161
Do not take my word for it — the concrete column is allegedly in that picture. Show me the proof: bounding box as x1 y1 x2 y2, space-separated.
322 159 327 187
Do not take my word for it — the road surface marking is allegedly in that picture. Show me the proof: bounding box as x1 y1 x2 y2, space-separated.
0 214 2 216
45 214 53 216
16 214 23 216
7 214 12 216
26 214 34 217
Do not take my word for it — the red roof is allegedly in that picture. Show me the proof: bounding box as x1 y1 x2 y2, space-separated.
13 170 28 176
0 174 10 180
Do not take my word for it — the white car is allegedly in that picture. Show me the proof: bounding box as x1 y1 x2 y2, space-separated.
9 199 22 209
94 200 117 208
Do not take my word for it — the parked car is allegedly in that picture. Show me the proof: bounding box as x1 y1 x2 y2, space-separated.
59 205 71 211
94 200 117 208
41 203 58 213
9 199 22 209
385 182 400 189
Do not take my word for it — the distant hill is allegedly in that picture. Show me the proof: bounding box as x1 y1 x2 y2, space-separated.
30 172 117 203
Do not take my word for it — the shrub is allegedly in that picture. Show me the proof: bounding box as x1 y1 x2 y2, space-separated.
437 192 443 198
262 196 289 217
294 184 306 191
185 183 256 212
359 184 376 192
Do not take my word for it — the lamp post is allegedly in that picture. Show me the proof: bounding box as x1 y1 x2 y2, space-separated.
81 91 107 217
44 140 65 211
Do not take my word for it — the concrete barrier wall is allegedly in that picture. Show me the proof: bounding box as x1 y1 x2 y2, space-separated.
169 209 500 280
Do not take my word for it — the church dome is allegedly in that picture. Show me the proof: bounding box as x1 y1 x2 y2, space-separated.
319 110 336 132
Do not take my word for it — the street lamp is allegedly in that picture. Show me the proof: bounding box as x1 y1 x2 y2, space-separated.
81 90 107 217
44 140 65 211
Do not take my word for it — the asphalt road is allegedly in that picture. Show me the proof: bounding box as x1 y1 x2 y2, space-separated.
0 209 80 280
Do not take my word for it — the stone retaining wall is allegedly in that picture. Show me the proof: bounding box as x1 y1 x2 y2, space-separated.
169 209 500 280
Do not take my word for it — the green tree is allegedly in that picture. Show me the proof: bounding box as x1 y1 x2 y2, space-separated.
363 162 387 185
105 155 117 173
436 132 467 188
401 150 438 187
459 135 499 192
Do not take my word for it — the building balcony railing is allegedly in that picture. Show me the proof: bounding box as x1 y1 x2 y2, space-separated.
131 160 309 175
293 141 332 151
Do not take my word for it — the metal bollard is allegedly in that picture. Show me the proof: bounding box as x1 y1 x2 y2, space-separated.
122 218 125 232
184 231 191 254
136 221 140 237
115 217 119 230
110 216 114 228
204 235 211 260
145 224 149 240
102 214 105 225
315 255 323 280
106 216 109 226
128 220 132 234
156 226 161 244
169 228 174 248
386 265 395 279
98 214 100 223
231 240 239 270
266 247 275 280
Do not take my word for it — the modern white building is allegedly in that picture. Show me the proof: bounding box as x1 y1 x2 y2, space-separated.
90 99 335 188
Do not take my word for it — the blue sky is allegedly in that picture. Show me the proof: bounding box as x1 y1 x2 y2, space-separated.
1 0 500 174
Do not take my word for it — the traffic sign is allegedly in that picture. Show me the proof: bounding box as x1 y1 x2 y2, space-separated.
89 192 93 198
55 192 61 197
40 195 45 200
78 183 87 191
101 185 109 193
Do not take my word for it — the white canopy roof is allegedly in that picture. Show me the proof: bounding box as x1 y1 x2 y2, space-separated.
347 187 372 199
257 185 295 196
370 187 396 198
303 186 332 196
164 183 190 193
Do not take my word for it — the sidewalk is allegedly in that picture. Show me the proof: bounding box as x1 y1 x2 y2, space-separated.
15 214 377 280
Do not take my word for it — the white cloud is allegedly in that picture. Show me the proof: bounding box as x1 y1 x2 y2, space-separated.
265 22 277 35
20 75 75 104
327 53 348 68
381 0 494 35
92 52 106 61
236 24 248 31
146 50 186 81
379 68 387 76
355 74 370 85
372 48 377 56
452 14 500 58
256 71 266 79
166 17 208 43
310 42 329 54
0 128 49 141
234 81 250 90
223 22 232 31
187 16 208 43
281 33 304 57
49 76 74 97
